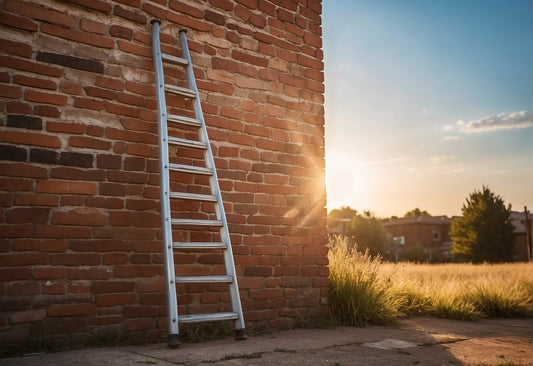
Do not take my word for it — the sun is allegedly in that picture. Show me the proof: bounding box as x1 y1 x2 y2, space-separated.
325 154 368 211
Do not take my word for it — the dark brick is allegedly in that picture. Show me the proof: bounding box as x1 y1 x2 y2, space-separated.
6 114 42 130
30 148 59 164
0 144 27 161
36 52 104 74
59 152 93 167
109 25 133 40
205 10 225 25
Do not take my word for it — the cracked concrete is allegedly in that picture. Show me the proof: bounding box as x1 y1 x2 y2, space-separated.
2 317 532 365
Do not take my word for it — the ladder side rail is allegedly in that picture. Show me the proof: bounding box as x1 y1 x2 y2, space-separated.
179 30 246 333
151 20 180 342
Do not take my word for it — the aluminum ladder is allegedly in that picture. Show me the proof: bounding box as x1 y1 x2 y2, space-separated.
151 20 246 348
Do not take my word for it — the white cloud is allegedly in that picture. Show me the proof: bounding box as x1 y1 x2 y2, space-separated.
443 135 461 141
459 110 532 133
430 155 456 164
443 124 455 131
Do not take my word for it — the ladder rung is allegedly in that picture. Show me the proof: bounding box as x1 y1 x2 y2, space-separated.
167 114 202 127
173 242 227 249
168 136 207 149
175 275 233 284
171 218 223 226
161 52 188 66
169 163 212 175
165 84 196 98
170 191 217 201
178 312 239 324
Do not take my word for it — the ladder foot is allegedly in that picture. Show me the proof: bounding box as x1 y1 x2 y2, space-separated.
234 328 247 341
168 334 180 348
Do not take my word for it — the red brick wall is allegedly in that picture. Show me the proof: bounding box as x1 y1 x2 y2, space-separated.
0 0 327 349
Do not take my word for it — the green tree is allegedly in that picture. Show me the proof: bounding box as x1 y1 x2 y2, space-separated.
450 186 514 263
328 206 357 228
350 211 390 257
404 208 430 217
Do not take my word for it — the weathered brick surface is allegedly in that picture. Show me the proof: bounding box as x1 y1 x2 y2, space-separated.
0 0 327 350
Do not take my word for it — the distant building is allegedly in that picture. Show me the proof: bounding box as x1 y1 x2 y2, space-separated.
382 215 453 260
383 211 532 262
509 211 532 261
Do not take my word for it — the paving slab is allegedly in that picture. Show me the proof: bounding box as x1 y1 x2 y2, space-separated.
1 317 532 365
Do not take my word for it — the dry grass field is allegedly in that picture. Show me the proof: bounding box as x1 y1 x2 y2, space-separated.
328 236 532 326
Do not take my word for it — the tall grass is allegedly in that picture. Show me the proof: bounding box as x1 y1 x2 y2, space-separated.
328 236 532 326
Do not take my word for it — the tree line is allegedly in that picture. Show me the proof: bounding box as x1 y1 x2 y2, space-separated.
328 186 517 263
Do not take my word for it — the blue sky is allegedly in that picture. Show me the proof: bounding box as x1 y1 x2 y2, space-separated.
323 0 533 217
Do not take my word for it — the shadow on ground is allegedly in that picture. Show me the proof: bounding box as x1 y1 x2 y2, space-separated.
2 317 532 365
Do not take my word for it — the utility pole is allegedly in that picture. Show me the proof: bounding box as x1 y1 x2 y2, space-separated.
525 207 532 303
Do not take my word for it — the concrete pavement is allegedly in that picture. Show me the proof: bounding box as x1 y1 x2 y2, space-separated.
2 317 532 365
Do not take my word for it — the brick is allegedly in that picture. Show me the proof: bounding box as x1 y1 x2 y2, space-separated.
80 18 107 34
232 50 268 67
107 170 147 184
114 5 147 23
69 136 111 150
103 253 128 264
67 0 112 13
68 282 91 294
95 75 124 91
113 265 161 278
6 207 49 224
210 0 234 11
0 253 48 266
0 162 48 179
97 154 122 169
25 90 68 106
0 144 27 161
37 52 104 74
4 0 76 28
34 105 61 118
36 180 96 195
47 121 86 134
50 253 101 266
51 167 106 182
205 9 225 25
13 75 56 90
10 309 46 324
41 23 114 49
38 240 69 252
169 0 203 18
35 225 92 239
6 101 32 114
85 86 115 100
0 10 38 32
59 80 83 95
73 97 104 111
6 114 42 130
67 267 111 280
0 84 22 98
142 2 167 19
69 239 132 252
0 267 31 281
48 303 96 317
58 152 93 167
96 293 137 306
0 39 32 58
123 306 158 317
92 281 135 293
52 208 107 226
0 55 62 77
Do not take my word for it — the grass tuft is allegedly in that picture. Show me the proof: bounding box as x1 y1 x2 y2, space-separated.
328 236 532 325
